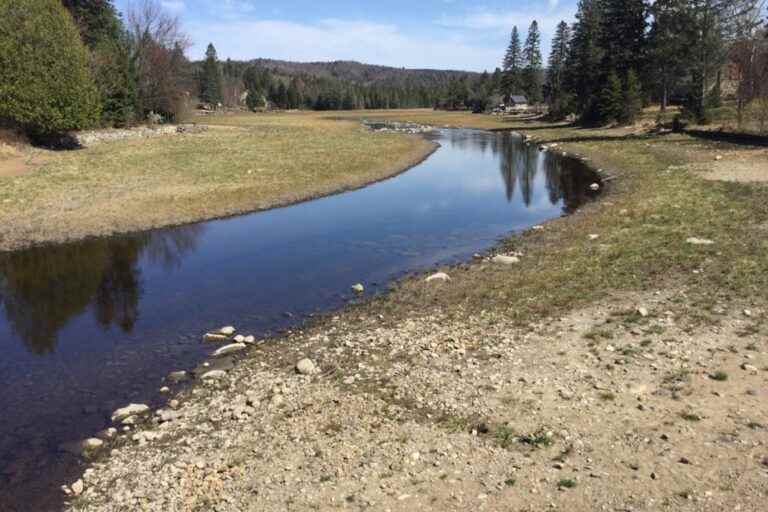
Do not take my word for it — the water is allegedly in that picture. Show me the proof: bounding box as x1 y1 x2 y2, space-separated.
0 128 599 510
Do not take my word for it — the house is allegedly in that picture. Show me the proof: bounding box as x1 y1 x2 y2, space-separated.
508 96 529 109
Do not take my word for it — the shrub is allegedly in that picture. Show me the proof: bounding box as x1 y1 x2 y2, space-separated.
0 0 100 134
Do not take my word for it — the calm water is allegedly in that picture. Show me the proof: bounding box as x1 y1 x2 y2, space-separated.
0 128 599 510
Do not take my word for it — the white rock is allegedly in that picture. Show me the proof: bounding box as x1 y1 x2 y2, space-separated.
212 343 247 358
637 307 649 318
686 237 715 245
233 334 245 343
589 234 600 240
201 370 227 381
203 333 229 343
590 183 601 191
296 358 317 375
71 479 84 496
167 370 189 383
111 403 150 423
218 326 236 336
531 225 545 231
159 386 170 394
82 438 104 451
426 272 451 283
351 283 365 293
715 155 723 161
243 335 256 344
492 255 520 265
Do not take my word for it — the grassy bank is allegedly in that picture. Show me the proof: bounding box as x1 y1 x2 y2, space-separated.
0 113 435 252
66 111 768 511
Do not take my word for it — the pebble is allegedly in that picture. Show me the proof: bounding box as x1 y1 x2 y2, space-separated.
219 326 236 336
492 255 520 265
200 370 227 381
203 333 229 343
71 479 84 496
296 358 317 375
637 307 649 318
425 272 451 283
212 343 247 358
590 183 601 191
111 403 150 423
352 283 365 294
167 371 189 383
686 237 715 246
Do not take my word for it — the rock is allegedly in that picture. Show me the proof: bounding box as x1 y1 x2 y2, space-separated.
82 438 103 452
159 386 170 394
203 333 229 343
743 309 753 317
201 370 227 381
243 335 256 344
111 403 150 423
233 334 245 343
715 155 723 161
637 307 649 318
169 399 180 410
492 255 520 266
59 438 103 458
531 225 545 231
167 370 189 383
741 363 759 373
590 183 601 191
686 237 715 246
71 479 84 496
588 234 600 240
212 343 247 358
425 272 451 283
218 326 236 336
351 283 365 294
296 358 317 375
97 428 117 441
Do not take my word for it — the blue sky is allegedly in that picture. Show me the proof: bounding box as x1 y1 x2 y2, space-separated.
113 0 579 71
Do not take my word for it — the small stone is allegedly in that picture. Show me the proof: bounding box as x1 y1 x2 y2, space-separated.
741 363 758 373
296 358 317 375
590 183 601 191
212 343 247 358
492 255 520 266
167 371 189 383
159 386 170 394
588 234 600 240
203 333 229 343
686 237 715 246
218 326 236 336
111 403 150 423
743 309 753 317
351 283 365 294
425 272 451 283
169 399 180 410
531 225 545 231
71 479 84 496
233 334 245 343
637 307 649 318
715 155 723 161
97 428 117 441
343 376 356 385
201 370 227 381
243 335 256 344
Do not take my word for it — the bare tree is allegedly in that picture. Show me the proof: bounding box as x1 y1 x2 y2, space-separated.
126 0 194 122
729 1 767 128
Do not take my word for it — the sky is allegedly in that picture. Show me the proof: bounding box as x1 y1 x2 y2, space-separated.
113 0 580 72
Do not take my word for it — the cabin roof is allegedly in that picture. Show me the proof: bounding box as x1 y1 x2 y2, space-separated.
509 95 528 104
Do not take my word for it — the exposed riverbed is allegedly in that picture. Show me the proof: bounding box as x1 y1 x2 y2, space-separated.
0 128 599 510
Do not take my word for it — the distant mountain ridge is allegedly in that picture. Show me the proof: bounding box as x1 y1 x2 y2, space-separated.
244 59 481 85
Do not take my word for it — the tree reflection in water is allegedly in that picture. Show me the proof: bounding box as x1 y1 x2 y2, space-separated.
0 226 203 355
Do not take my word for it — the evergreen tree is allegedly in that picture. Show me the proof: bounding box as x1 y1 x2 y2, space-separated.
621 68 643 123
199 43 223 106
522 21 543 105
1 0 101 134
286 79 301 109
564 0 604 123
501 27 523 100
598 0 648 80
598 71 623 122
61 0 122 47
546 20 572 118
648 0 695 110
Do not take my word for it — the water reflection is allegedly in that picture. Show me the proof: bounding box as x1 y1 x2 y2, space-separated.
0 227 203 354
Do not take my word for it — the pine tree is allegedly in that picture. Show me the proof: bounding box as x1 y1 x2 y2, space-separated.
501 27 523 101
546 21 572 118
598 71 623 122
287 79 301 109
522 21 543 104
648 0 695 111
599 0 648 80
621 69 643 123
564 0 604 123
199 43 223 106
61 0 122 47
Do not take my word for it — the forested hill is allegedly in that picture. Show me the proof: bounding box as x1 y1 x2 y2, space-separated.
244 59 480 85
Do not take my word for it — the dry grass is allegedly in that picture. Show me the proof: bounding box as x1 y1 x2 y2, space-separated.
0 112 434 251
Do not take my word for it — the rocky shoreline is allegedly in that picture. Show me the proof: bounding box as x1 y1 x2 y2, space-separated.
62 132 768 512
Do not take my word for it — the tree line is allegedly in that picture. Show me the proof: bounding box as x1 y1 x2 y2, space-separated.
497 0 767 127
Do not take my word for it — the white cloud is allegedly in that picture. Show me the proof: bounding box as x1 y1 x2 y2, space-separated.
186 18 502 71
